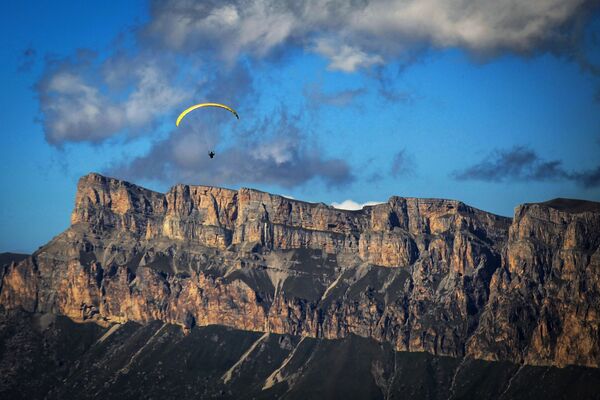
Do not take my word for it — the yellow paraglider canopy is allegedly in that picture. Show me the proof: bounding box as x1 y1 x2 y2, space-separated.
175 103 239 127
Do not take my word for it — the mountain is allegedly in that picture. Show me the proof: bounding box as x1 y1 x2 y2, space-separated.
1 173 600 398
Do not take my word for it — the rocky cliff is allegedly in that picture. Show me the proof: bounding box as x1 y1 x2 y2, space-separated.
468 199 600 367
1 173 599 369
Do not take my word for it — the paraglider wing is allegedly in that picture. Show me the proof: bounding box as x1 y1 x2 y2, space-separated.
175 103 239 127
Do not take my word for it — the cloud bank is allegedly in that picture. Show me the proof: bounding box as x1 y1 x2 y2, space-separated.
32 0 599 191
144 0 597 70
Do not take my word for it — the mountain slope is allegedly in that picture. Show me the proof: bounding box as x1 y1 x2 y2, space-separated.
2 308 600 400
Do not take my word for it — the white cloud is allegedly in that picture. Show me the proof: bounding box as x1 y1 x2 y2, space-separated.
254 137 296 164
314 39 383 72
331 199 384 210
144 0 593 70
124 63 189 126
41 71 124 143
37 55 190 144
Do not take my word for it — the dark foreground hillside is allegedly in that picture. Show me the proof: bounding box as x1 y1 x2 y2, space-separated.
1 308 599 400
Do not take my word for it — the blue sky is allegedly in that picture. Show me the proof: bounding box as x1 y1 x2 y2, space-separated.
1 1 600 253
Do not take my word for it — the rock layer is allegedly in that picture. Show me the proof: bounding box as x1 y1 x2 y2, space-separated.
1 173 599 368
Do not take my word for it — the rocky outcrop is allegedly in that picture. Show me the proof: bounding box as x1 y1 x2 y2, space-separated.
467 199 600 367
2 174 599 368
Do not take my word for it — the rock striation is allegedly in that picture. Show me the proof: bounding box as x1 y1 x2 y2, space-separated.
1 173 599 368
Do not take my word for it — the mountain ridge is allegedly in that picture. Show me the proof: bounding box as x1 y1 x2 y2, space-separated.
76 172 511 217
2 173 599 370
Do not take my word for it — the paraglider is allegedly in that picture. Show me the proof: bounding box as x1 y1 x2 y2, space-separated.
175 103 239 127
175 103 237 160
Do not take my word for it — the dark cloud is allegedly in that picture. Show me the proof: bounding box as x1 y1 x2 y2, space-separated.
203 62 254 107
453 146 566 182
377 85 412 104
303 82 366 107
17 47 36 73
367 171 383 182
373 66 414 103
390 148 415 178
110 111 354 188
572 166 600 188
453 146 600 188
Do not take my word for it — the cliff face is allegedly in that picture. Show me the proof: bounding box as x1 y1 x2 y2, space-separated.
467 200 600 367
1 173 599 368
